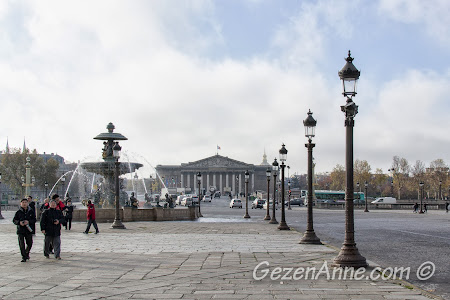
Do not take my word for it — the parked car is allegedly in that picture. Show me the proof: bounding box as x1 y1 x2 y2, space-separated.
371 197 397 204
289 198 304 206
176 195 186 206
263 200 278 210
214 192 221 198
202 195 212 202
181 197 193 206
192 196 199 204
230 199 242 208
251 199 265 209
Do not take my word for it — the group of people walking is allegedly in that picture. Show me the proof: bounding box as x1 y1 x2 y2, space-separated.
13 194 99 262
413 202 427 213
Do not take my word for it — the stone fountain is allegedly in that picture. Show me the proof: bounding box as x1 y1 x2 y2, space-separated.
81 123 143 208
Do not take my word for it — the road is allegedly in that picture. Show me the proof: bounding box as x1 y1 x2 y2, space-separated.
199 197 450 300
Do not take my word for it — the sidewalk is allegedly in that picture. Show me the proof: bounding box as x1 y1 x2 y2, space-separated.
0 214 436 299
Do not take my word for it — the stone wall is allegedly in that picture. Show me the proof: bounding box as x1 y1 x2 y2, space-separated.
71 207 198 223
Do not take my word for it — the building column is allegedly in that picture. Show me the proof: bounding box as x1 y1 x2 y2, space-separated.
213 173 216 189
220 173 223 193
239 173 242 196
187 173 191 190
206 173 210 192
232 173 235 196
251 173 254 193
181 173 184 190
226 173 229 191
200 174 204 195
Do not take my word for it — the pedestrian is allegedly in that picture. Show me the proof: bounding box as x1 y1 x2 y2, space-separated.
64 199 74 230
40 199 65 259
424 203 428 213
84 200 99 234
446 202 449 213
13 198 36 262
27 195 36 213
40 198 49 212
27 195 36 233
52 194 65 211
413 203 419 213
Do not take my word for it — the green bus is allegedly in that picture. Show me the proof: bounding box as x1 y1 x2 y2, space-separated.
301 190 365 204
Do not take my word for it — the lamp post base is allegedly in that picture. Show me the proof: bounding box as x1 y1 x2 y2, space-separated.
364 208 369 212
269 218 278 224
111 219 126 229
332 243 367 269
299 230 322 244
263 214 271 220
277 221 290 230
243 214 251 219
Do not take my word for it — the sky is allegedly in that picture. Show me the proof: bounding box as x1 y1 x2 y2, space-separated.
1 0 450 176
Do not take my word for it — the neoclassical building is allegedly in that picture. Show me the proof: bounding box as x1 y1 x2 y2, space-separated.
156 153 271 196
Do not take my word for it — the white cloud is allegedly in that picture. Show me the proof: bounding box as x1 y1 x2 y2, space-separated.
0 0 450 178
378 0 450 46
271 0 362 68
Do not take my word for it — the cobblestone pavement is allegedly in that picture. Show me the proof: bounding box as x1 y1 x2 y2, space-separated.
0 211 437 300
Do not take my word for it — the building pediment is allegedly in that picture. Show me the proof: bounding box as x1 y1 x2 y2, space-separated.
182 155 252 169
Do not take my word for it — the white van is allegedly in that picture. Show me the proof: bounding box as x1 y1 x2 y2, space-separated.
371 197 396 204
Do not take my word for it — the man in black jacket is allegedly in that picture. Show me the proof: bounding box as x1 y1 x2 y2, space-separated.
40 199 65 259
27 195 36 233
13 198 36 262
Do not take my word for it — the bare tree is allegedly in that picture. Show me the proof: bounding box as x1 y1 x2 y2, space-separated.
390 156 410 200
410 160 426 200
330 164 345 191
427 159 447 200
354 159 371 191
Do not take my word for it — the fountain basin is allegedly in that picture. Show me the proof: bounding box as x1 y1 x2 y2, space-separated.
70 207 199 222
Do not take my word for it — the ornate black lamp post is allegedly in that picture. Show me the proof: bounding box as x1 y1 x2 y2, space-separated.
264 168 271 220
364 181 369 212
419 181 424 214
278 144 290 230
197 172 203 217
300 110 321 244
287 166 292 210
356 182 360 193
0 173 3 219
243 170 251 218
111 142 126 229
44 181 48 198
439 180 442 201
332 51 367 268
390 181 393 197
269 159 279 224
